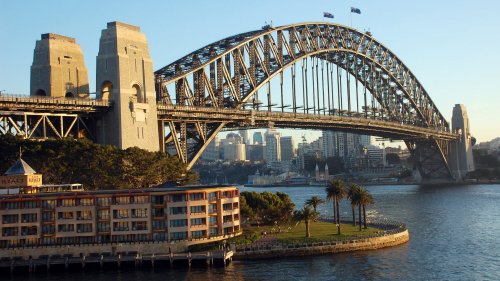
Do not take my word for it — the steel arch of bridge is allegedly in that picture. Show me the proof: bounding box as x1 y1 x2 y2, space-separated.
155 22 458 179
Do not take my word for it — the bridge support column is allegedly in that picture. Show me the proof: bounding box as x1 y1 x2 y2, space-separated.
95 22 159 151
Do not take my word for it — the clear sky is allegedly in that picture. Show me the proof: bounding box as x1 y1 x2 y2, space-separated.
1 0 499 143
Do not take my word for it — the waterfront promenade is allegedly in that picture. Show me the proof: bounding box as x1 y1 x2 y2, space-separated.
233 222 409 260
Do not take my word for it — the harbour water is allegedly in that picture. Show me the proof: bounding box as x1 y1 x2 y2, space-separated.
12 184 500 281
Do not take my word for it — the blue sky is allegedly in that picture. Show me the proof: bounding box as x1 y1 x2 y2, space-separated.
1 0 499 143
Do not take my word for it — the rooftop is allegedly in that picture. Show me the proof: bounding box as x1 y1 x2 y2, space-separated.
4 158 37 176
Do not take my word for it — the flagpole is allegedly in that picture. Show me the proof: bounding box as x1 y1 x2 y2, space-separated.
350 10 352 27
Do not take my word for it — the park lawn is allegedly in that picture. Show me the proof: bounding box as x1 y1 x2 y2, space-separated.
239 221 380 244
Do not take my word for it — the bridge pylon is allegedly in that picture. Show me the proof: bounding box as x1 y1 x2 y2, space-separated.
95 22 159 151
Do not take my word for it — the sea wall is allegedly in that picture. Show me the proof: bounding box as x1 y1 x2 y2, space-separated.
233 229 409 260
1 233 240 259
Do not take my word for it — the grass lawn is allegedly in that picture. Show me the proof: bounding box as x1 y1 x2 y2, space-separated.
237 221 381 244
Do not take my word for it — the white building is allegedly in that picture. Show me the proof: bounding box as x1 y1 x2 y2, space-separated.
264 129 281 164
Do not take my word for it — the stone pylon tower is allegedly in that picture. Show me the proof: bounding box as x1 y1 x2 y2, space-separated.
31 33 89 98
449 104 475 180
95 22 159 151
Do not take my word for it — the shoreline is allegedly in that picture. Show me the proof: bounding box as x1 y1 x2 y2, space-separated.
233 229 410 260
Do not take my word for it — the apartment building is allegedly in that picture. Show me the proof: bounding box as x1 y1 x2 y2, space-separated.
0 157 240 248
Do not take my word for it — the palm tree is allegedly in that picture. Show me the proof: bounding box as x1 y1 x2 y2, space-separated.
358 187 375 229
325 179 346 235
347 183 362 226
305 196 325 213
293 206 320 238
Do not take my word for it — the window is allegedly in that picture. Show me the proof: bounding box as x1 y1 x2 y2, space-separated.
152 220 166 230
223 215 233 223
58 224 74 233
209 216 217 226
169 231 187 240
208 204 217 213
3 202 19 210
97 223 110 232
208 192 218 201
2 214 18 224
97 210 110 220
152 208 164 217
209 228 218 236
132 221 147 231
190 218 206 226
101 81 113 100
42 225 55 235
132 196 148 204
42 212 54 222
22 201 37 208
170 207 187 215
79 198 94 206
58 212 74 220
132 208 148 218
113 222 129 231
97 197 111 206
42 200 56 209
76 223 92 233
170 194 186 202
115 197 129 205
223 203 233 211
77 210 92 220
2 227 18 237
152 196 164 205
131 84 141 102
189 193 204 201
190 205 205 214
191 230 206 239
223 227 233 235
170 219 187 227
60 199 76 207
21 213 37 223
114 209 129 219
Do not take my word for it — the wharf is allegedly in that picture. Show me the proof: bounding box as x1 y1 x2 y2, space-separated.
0 250 233 274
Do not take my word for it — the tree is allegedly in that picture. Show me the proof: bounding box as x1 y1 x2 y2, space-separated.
347 183 362 226
239 191 295 226
325 179 346 235
293 206 319 238
358 187 375 230
305 196 325 213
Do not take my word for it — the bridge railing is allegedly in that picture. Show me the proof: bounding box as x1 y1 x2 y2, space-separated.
0 93 111 107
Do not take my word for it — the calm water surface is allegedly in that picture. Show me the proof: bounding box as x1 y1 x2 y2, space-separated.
13 184 500 281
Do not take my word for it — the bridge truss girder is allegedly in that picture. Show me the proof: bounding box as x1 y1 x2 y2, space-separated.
155 23 458 179
0 111 96 141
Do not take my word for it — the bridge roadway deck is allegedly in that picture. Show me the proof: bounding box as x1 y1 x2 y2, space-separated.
0 96 458 141
157 105 458 141
0 95 111 113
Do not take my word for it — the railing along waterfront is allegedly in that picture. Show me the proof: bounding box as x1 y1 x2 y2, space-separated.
234 220 407 253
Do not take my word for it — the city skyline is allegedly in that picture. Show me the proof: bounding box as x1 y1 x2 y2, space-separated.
1 0 499 142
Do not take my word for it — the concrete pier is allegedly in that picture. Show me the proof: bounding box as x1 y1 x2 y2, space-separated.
0 250 233 275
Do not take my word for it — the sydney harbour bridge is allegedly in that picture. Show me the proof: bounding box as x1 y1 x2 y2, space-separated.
0 22 460 180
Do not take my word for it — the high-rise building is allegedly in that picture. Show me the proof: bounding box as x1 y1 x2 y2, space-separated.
201 136 220 161
246 144 265 162
322 131 361 168
280 136 295 162
253 132 264 145
239 130 250 144
264 130 281 163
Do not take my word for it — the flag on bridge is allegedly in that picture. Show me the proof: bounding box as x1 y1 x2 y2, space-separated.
351 7 361 14
323 12 334 19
